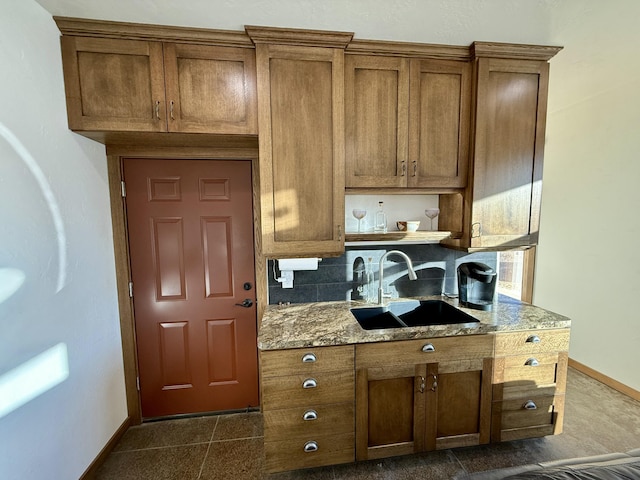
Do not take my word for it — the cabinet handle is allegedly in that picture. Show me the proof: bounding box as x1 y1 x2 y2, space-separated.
169 101 175 120
302 353 317 363
154 100 160 120
523 400 538 410
302 378 317 389
421 343 435 352
412 160 417 177
401 161 407 176
526 335 541 344
430 374 438 391
303 441 318 453
524 357 540 367
303 410 318 421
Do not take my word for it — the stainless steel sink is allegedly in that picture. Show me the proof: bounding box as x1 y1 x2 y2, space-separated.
351 300 479 330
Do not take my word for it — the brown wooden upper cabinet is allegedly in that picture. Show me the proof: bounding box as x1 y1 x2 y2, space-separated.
60 36 257 134
248 27 352 257
345 55 470 189
441 44 561 250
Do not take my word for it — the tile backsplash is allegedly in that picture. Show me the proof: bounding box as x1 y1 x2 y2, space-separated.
267 244 497 305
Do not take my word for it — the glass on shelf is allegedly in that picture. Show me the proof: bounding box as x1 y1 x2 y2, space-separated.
352 209 367 233
425 208 440 230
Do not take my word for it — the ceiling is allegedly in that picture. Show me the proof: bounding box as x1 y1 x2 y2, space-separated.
34 0 561 46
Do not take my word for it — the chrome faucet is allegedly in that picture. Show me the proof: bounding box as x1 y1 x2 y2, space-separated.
378 250 417 304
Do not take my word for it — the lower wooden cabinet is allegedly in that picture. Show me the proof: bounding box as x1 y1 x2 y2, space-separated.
260 345 355 473
259 329 570 473
491 329 569 442
355 335 494 461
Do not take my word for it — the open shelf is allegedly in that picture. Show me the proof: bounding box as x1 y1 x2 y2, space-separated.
345 231 452 246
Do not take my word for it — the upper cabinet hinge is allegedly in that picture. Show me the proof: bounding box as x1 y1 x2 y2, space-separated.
128 281 133 298
121 181 126 198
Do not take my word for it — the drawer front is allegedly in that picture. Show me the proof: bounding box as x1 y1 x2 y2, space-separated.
498 395 560 430
356 335 493 368
494 329 569 356
265 432 354 473
264 402 354 442
502 354 558 386
261 345 354 377
261 370 354 410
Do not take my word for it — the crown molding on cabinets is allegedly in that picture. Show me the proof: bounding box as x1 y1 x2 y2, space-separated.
245 25 353 48
472 41 563 61
53 16 254 48
346 39 471 61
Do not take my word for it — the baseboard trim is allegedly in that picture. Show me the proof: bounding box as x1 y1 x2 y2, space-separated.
80 416 131 480
569 358 640 402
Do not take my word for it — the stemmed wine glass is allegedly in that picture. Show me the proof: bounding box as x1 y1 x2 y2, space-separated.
352 209 367 233
425 208 440 230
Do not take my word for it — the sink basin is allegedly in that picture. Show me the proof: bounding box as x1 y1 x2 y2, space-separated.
351 300 479 330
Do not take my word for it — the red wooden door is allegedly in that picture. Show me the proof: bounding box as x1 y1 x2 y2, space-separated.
124 158 258 418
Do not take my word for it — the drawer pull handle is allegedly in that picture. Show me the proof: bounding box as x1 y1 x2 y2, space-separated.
422 343 435 352
302 378 317 389
304 441 318 453
303 410 318 421
525 358 540 367
302 353 317 363
523 400 538 410
526 335 541 344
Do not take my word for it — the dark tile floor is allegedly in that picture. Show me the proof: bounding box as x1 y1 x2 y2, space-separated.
95 368 640 479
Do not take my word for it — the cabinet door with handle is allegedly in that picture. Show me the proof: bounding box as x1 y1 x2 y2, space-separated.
255 44 345 257
345 55 409 188
162 43 257 134
408 59 471 189
468 58 550 248
356 364 427 461
60 36 166 132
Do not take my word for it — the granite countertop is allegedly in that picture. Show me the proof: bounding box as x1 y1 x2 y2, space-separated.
258 295 571 350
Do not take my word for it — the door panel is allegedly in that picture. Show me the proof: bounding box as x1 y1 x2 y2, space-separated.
124 158 258 417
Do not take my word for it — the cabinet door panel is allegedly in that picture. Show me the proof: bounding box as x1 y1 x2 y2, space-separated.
356 364 426 461
409 60 470 188
436 370 481 438
345 55 409 187
61 36 166 132
470 58 549 248
163 43 257 134
257 44 345 256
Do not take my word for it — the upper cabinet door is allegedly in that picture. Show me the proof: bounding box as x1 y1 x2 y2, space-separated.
256 44 346 257
163 43 257 134
408 59 470 189
469 58 549 248
345 55 409 188
344 55 470 190
60 36 166 132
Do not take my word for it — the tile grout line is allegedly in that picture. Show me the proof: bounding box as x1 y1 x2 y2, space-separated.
196 415 220 480
449 448 470 476
112 441 211 454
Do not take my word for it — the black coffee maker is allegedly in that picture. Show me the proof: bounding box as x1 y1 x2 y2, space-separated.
457 262 497 311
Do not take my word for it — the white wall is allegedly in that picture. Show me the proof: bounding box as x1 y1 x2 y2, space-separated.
0 1 128 478
535 0 640 392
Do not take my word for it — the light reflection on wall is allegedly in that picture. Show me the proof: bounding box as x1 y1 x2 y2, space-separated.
0 124 70 416
0 343 69 419
0 122 67 293
0 268 25 304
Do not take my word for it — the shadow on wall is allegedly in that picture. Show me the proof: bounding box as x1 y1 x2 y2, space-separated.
267 244 497 304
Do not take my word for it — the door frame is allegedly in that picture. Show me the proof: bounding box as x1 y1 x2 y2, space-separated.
106 144 263 424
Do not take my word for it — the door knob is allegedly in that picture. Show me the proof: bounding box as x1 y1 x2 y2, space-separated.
235 299 253 308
